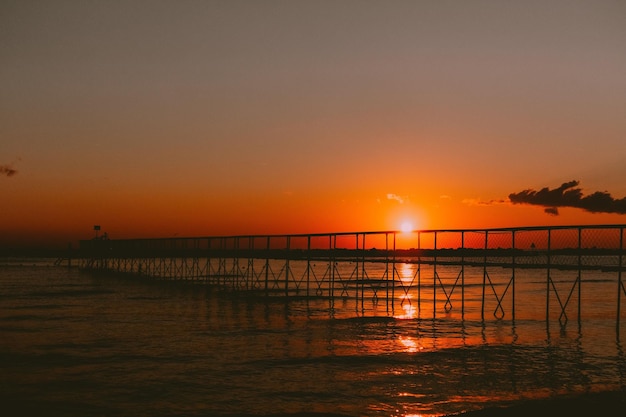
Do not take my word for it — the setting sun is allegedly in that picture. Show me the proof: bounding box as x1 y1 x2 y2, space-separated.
400 221 413 233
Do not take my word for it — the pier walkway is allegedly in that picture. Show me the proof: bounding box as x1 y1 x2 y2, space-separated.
76 225 626 328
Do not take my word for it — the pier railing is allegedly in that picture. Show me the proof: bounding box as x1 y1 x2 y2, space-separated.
77 225 626 327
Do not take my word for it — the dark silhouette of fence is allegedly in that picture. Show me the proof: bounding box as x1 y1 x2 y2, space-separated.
76 225 626 329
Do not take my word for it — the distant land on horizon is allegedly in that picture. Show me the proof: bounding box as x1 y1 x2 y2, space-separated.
3 223 625 259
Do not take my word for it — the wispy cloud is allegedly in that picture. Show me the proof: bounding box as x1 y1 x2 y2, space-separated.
462 198 507 206
508 180 626 215
387 193 406 204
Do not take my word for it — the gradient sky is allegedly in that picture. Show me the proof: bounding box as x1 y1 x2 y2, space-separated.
2 0 626 248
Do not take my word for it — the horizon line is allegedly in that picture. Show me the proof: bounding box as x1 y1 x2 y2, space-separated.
83 223 626 242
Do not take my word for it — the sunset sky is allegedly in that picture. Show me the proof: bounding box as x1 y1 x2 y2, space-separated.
2 0 626 248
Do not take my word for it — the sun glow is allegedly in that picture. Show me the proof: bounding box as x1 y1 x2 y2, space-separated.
400 221 413 233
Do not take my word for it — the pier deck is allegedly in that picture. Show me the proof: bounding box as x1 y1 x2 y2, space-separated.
75 225 626 328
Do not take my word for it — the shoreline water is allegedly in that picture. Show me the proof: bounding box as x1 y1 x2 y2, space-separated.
1 390 624 417
455 389 626 417
1 263 625 416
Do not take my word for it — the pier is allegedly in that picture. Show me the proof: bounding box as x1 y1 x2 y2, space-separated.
76 225 626 328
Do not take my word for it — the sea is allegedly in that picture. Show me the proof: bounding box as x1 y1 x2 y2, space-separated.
1 258 625 417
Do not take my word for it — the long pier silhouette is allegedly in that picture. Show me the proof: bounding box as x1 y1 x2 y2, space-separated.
75 225 626 328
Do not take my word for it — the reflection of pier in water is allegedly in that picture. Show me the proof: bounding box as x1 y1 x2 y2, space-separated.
76 225 626 329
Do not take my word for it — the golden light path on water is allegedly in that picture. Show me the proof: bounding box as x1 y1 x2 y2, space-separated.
2 260 624 417
395 262 422 354
396 262 418 318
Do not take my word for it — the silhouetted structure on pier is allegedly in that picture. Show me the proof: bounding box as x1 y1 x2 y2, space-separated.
76 225 626 329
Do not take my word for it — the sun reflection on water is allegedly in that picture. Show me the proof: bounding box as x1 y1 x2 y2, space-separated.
398 335 422 353
399 262 416 283
394 293 418 320
394 302 416 319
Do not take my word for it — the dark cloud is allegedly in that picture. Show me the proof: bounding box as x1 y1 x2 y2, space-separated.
0 164 18 177
509 180 626 215
544 207 559 216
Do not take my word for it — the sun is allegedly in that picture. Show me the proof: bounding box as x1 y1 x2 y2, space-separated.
400 221 413 233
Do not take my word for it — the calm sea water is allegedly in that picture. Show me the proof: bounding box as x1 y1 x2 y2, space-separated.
1 259 625 417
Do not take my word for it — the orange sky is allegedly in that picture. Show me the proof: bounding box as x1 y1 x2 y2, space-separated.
2 1 626 249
